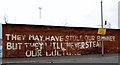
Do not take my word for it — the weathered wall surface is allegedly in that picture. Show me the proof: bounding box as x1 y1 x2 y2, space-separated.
2 24 119 58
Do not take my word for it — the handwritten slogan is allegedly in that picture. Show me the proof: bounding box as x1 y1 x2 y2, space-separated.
5 34 115 57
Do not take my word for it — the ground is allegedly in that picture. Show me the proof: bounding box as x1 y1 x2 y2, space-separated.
1 54 119 64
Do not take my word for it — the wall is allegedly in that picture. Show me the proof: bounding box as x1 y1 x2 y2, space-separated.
2 24 120 58
118 2 120 52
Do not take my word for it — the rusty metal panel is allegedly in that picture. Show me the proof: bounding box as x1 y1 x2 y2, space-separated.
2 24 119 58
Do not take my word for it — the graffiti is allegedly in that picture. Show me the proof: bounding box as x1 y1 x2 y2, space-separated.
5 34 26 41
4 33 116 57
7 42 22 50
29 35 64 41
97 36 115 41
24 41 101 57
